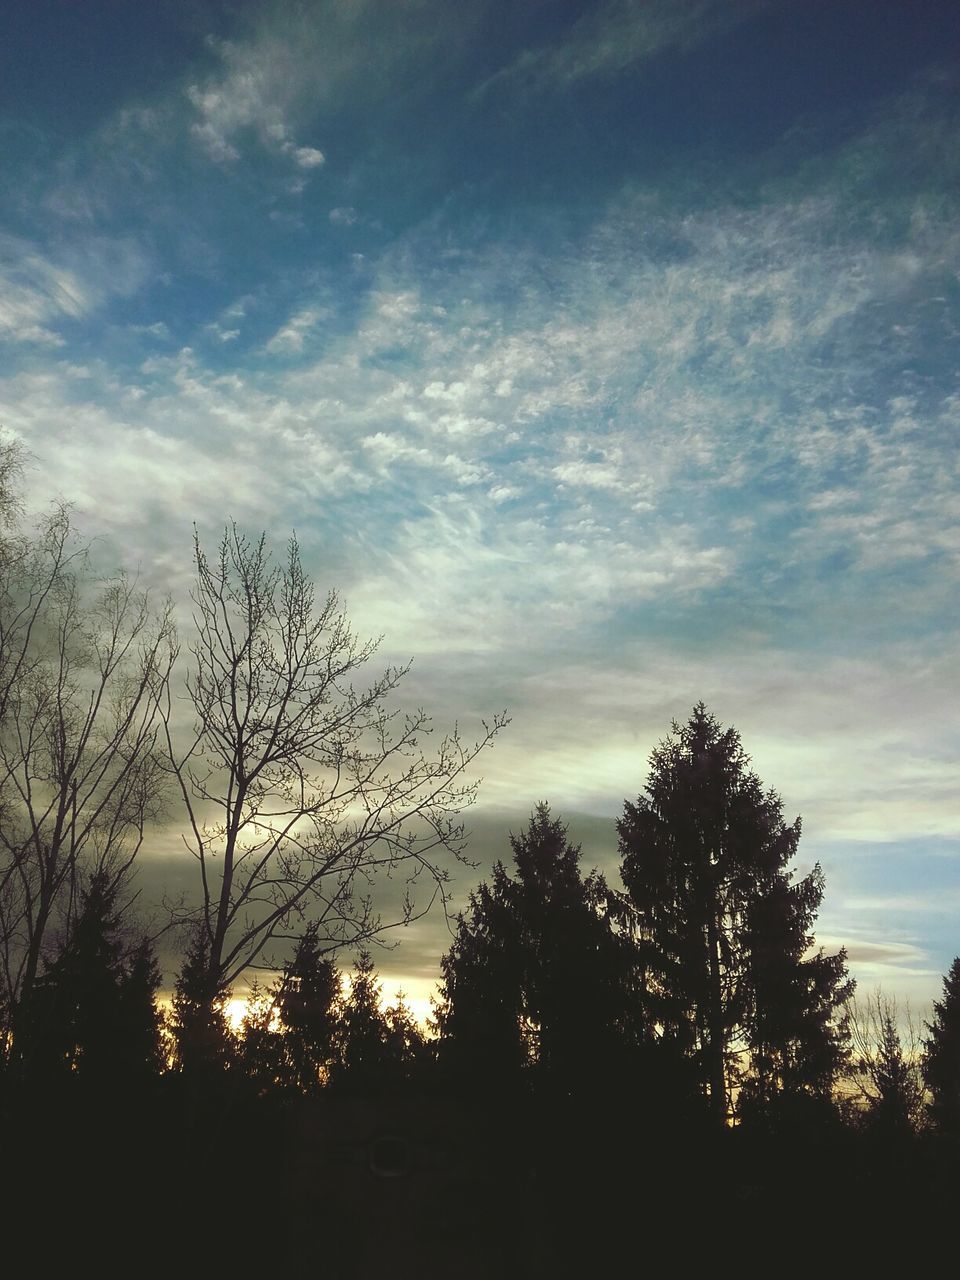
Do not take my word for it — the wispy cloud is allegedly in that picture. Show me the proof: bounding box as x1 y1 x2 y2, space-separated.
186 35 326 172
3 5 958 1001
477 0 769 98
0 233 150 347
0 234 89 345
264 306 329 355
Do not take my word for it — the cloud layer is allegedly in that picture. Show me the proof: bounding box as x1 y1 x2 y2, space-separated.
1 0 957 1006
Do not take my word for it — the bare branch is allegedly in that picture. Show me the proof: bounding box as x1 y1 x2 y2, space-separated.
168 523 507 999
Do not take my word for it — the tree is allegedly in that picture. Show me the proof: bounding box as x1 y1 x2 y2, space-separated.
618 704 852 1124
20 871 163 1081
273 924 341 1093
334 949 389 1090
849 992 924 1137
0 461 174 1062
235 925 343 1093
924 957 960 1135
160 524 506 1005
383 991 427 1084
236 978 282 1091
435 803 645 1093
117 938 165 1080
739 863 853 1112
169 927 235 1078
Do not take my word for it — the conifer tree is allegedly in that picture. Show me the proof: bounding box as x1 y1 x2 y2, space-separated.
435 804 645 1093
924 957 960 1135
22 873 162 1080
335 949 389 1090
867 1010 922 1136
740 866 853 1110
170 928 234 1078
237 979 282 1091
116 939 165 1079
275 925 341 1093
618 705 852 1124
383 992 427 1084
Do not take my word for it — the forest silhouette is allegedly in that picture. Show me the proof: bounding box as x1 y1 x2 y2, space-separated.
1 443 958 1273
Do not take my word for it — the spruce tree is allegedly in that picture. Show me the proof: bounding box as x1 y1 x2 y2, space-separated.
21 873 163 1081
275 925 341 1093
383 992 428 1085
435 803 645 1094
618 704 852 1124
116 939 165 1079
335 949 389 1091
866 1010 921 1137
170 928 235 1078
924 957 960 1135
237 979 282 1090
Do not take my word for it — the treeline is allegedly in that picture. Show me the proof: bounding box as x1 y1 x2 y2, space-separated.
3 704 959 1147
2 715 959 1273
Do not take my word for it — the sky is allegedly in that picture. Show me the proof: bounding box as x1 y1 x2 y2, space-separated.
1 0 958 1020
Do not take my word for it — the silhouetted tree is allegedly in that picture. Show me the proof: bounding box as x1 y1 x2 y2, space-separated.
169 928 234 1078
619 704 852 1124
436 804 645 1094
0 464 174 1058
740 865 853 1114
274 925 341 1093
334 949 390 1090
117 938 165 1080
236 979 282 1091
383 991 427 1084
20 872 162 1080
924 957 960 1135
159 524 506 1012
850 992 924 1136
433 873 528 1089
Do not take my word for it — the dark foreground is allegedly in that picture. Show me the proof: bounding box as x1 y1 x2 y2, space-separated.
2 1077 957 1276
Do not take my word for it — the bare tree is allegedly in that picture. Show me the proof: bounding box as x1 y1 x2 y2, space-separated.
0 464 175 1051
161 524 506 1003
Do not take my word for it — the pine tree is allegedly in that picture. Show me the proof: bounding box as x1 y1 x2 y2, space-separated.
116 939 165 1080
618 704 852 1124
867 1011 921 1136
170 928 235 1078
434 875 528 1089
435 803 645 1094
924 957 960 1135
275 926 341 1093
850 992 925 1137
237 979 282 1091
383 992 427 1085
21 873 163 1081
335 949 389 1091
740 866 853 1110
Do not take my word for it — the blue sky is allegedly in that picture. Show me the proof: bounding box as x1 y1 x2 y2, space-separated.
1 0 958 1014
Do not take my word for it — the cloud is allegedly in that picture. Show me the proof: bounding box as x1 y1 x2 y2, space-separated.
180 0 476 174
4 64 959 1008
264 306 328 355
0 234 89 346
290 144 325 169
0 232 150 348
186 34 325 172
477 0 769 97
330 206 359 226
